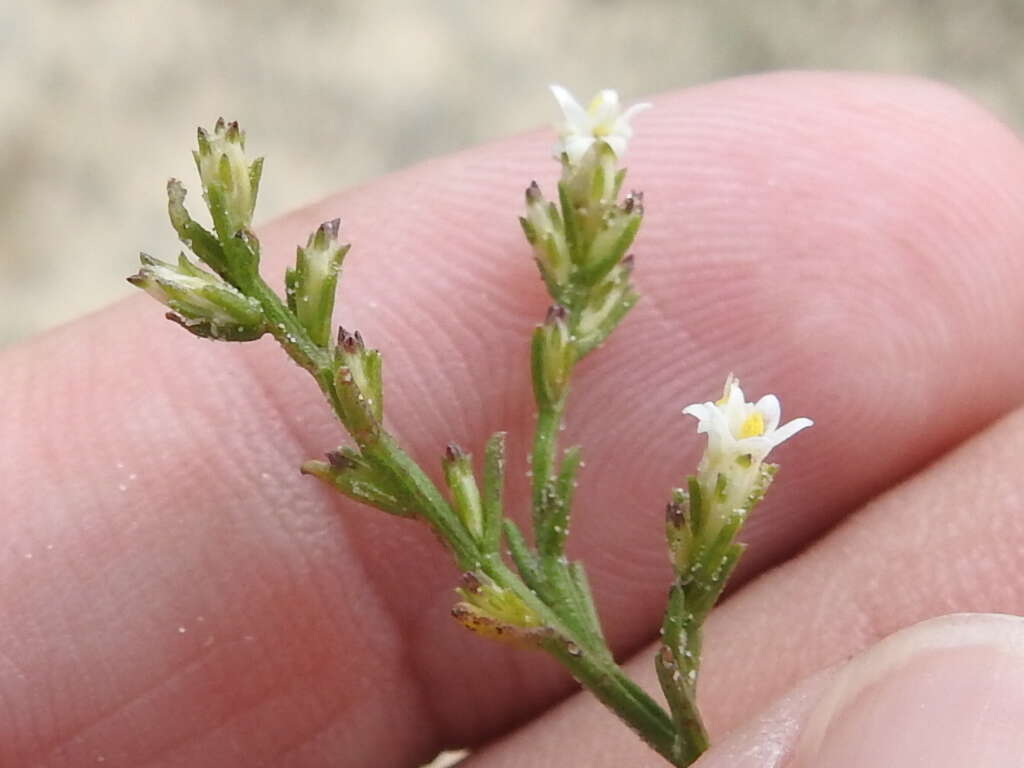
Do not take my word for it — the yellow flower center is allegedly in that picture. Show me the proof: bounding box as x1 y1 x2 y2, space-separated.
587 95 613 137
738 411 765 438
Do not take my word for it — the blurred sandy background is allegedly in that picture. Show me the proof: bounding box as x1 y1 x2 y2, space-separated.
2 0 1022 348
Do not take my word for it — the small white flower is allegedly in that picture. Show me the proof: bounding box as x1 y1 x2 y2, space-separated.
683 375 813 467
550 84 651 164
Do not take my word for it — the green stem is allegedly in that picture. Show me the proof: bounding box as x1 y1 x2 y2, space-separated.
236 249 684 763
482 559 682 765
365 434 481 569
675 625 710 761
240 271 484 566
531 399 565 515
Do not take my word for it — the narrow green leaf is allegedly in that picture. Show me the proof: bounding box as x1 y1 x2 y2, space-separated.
569 560 607 646
248 156 264 212
502 518 542 593
535 445 582 559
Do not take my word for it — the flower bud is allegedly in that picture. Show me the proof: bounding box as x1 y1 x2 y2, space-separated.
127 253 265 341
333 327 383 442
578 191 643 285
575 265 638 355
531 304 576 407
520 181 571 289
452 571 547 647
560 140 619 215
194 118 263 235
286 219 350 347
300 448 415 517
442 443 484 540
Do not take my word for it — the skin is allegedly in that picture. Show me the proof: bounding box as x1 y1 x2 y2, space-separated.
3 71 1024 767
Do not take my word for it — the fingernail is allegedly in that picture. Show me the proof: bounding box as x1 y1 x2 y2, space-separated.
791 613 1024 767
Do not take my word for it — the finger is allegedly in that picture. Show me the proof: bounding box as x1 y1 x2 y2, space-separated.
472 403 1024 764
4 71 1024 767
698 614 1024 768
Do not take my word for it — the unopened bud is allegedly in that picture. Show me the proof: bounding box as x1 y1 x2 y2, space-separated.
194 118 262 235
452 572 545 647
128 253 265 341
333 327 383 439
579 197 642 286
287 219 350 347
520 183 571 287
443 443 484 540
301 449 416 518
575 266 638 354
531 304 575 406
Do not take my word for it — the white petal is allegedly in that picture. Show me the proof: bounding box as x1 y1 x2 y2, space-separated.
549 84 589 131
619 101 652 125
707 407 733 439
723 379 747 433
588 89 621 124
768 417 814 447
725 376 745 409
755 394 781 433
682 402 713 423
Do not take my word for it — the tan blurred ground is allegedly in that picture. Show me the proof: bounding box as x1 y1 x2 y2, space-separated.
2 1 1022 346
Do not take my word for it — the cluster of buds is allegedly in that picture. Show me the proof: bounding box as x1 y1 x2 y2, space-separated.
520 85 649 361
127 253 265 341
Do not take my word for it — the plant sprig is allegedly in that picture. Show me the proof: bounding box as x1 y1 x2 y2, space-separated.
128 90 812 766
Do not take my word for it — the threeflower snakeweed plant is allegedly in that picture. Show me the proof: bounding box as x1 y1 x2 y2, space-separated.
128 85 812 766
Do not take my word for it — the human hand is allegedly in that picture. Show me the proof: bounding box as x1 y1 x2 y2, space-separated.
4 71 1024 767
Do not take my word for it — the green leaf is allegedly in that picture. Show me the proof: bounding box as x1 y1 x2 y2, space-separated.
502 518 542 593
569 560 607 647
535 445 582 558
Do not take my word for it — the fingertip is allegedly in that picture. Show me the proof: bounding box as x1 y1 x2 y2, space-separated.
792 613 1024 767
696 613 1024 768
